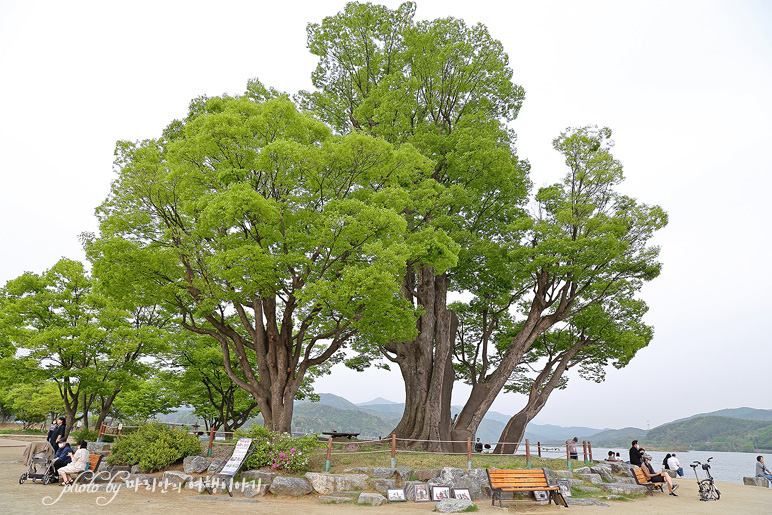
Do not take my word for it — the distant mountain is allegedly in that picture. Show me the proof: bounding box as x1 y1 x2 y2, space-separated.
584 427 648 447
671 407 772 424
357 397 400 406
645 415 772 452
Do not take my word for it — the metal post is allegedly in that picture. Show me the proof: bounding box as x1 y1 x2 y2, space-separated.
325 437 332 472
583 440 588 465
467 437 472 470
538 441 542 458
207 427 215 457
525 439 531 469
390 433 397 469
566 441 572 471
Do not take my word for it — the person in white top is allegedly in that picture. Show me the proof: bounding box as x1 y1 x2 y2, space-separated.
666 453 684 477
58 440 90 485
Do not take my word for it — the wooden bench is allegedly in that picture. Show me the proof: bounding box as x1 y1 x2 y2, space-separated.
633 467 665 495
486 468 568 508
72 454 104 483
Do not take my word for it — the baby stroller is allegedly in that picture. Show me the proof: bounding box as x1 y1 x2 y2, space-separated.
20 441 58 485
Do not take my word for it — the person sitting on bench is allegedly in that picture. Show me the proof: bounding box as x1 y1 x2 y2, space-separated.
641 453 679 496
52 441 73 478
58 440 89 486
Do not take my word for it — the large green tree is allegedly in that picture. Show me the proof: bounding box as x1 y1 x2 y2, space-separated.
89 90 423 432
304 1 528 448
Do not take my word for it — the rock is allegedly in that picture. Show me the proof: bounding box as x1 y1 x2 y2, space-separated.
566 498 610 507
573 485 601 492
162 471 194 487
241 469 275 483
616 468 634 477
123 473 157 486
242 481 270 498
304 472 368 495
207 458 227 475
564 478 586 486
318 496 354 503
663 469 677 478
438 467 466 481
604 495 623 500
743 476 770 487
183 455 211 474
577 473 603 484
357 492 387 506
130 464 141 474
343 467 370 474
369 467 396 478
415 469 440 480
589 464 613 482
555 470 573 478
616 477 637 484
269 476 313 496
573 466 591 475
87 442 112 453
446 476 484 500
608 461 636 474
541 468 558 484
598 482 648 495
435 498 476 513
369 478 397 494
396 466 413 481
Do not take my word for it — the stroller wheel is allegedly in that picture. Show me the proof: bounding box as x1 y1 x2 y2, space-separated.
19 473 27 484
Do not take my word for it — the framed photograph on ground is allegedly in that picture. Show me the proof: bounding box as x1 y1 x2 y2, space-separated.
387 488 406 502
533 490 549 501
556 478 572 497
432 485 451 501
453 488 472 500
413 484 431 502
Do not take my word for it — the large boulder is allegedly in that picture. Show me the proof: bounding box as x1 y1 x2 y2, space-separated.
304 472 368 495
396 466 413 481
242 481 270 498
435 498 476 513
589 464 613 482
369 478 397 494
572 466 591 475
598 482 648 495
608 461 636 474
555 470 573 478
403 481 425 501
743 477 770 487
183 455 210 474
369 467 397 478
318 496 354 503
566 498 610 507
357 492 387 506
207 458 227 475
87 442 112 453
663 469 677 478
241 469 275 483
415 469 440 480
162 470 194 487
576 473 602 484
269 476 313 496
616 477 637 484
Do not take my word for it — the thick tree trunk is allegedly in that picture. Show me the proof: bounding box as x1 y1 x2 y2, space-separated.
94 391 119 434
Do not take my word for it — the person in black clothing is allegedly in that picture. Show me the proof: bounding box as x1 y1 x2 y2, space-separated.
662 453 672 469
474 438 483 453
629 440 643 465
641 454 679 496
52 441 73 478
48 417 66 450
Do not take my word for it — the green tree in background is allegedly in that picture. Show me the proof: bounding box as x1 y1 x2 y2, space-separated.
89 91 423 432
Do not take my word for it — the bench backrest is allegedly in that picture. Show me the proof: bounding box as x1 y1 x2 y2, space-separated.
487 469 551 489
634 467 650 483
85 454 102 472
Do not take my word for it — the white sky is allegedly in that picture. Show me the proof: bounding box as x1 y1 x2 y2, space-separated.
1 0 770 431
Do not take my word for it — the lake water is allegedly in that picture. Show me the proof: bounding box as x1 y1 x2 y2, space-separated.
536 447 762 484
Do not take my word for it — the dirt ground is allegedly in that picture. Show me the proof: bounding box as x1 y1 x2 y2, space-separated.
2 437 771 514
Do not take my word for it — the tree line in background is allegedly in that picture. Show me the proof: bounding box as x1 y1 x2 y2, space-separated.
0 2 666 451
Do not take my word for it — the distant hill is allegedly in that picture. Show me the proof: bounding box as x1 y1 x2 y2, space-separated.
645 415 772 452
357 397 400 406
671 407 772 424
584 427 648 447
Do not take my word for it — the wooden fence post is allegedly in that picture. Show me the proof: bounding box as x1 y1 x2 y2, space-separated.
525 439 531 469
390 433 397 469
588 441 593 463
467 438 472 470
583 440 588 465
325 437 332 472
98 422 105 442
566 441 572 471
207 427 215 457
537 441 541 458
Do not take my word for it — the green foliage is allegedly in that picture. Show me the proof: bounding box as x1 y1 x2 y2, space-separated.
107 422 201 472
7 381 62 429
645 415 772 452
69 428 100 442
236 425 320 473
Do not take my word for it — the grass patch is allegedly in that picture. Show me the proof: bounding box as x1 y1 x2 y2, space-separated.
0 429 46 435
460 504 479 512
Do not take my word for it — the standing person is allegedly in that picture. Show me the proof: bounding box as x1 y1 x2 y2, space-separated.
629 440 643 466
474 438 483 453
667 453 685 477
641 454 679 496
58 440 89 485
756 456 772 481
47 417 66 450
568 437 579 460
662 453 672 470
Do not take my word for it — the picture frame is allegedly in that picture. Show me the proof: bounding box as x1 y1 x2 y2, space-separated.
533 490 549 501
453 488 472 500
413 484 431 502
556 478 572 497
431 485 451 501
386 488 406 502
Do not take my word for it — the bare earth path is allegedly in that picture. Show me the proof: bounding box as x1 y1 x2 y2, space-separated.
2 443 770 514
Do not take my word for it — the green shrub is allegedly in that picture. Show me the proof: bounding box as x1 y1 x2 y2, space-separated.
69 428 99 442
235 426 320 473
107 422 201 472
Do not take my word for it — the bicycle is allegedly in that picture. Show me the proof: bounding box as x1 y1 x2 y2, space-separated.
690 457 721 501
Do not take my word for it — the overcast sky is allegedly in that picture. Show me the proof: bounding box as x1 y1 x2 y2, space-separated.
1 0 770 432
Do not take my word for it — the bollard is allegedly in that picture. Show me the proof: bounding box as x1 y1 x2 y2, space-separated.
467 438 472 470
566 441 572 471
538 441 542 458
583 440 588 465
525 439 531 469
325 437 332 472
207 427 215 457
390 433 397 469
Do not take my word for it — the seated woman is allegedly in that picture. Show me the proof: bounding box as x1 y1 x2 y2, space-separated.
58 440 89 486
52 441 73 478
640 454 678 496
